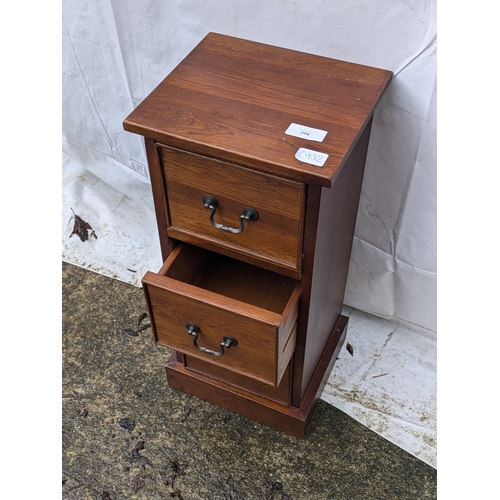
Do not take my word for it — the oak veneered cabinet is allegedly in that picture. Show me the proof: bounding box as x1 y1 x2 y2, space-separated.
123 32 392 438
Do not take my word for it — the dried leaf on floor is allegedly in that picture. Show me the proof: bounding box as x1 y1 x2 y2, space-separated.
118 418 135 432
263 480 290 500
120 313 150 337
163 460 188 489
131 474 145 493
137 312 149 327
125 440 152 466
121 328 139 337
69 208 97 242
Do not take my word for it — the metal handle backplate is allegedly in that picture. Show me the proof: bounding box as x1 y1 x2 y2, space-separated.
203 195 258 234
186 323 238 357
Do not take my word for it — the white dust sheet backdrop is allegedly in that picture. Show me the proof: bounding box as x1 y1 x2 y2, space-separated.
62 1 436 467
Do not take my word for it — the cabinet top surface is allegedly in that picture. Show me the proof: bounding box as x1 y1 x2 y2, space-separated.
124 32 392 186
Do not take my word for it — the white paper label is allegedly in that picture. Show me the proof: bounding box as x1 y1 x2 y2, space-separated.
285 123 328 142
295 148 328 167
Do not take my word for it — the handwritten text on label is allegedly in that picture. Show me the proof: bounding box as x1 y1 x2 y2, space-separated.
295 148 328 167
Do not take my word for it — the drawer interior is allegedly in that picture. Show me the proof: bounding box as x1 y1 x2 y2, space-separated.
164 243 298 314
144 242 301 387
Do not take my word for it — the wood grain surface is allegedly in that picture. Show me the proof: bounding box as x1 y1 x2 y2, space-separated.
124 32 392 187
142 244 300 388
124 33 393 436
161 144 305 275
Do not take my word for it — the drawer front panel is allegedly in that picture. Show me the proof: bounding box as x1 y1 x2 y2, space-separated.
142 245 300 388
160 145 305 274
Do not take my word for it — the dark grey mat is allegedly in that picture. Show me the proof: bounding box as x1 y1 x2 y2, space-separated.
62 262 437 500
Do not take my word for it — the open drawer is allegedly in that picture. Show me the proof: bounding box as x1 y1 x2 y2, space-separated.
142 243 300 388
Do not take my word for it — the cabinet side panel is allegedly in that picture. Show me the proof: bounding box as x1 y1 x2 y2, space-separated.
299 118 373 400
145 138 173 260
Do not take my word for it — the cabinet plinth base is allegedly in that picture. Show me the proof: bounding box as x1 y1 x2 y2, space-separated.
165 315 348 438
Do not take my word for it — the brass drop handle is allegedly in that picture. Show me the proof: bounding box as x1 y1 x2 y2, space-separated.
186 323 238 357
203 195 259 234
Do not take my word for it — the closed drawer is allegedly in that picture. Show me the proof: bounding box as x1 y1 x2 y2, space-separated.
160 144 306 277
142 243 300 388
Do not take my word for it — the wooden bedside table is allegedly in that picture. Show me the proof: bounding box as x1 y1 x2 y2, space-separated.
123 32 392 438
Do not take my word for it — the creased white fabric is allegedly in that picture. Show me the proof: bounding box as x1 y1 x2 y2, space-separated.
63 0 436 331
62 0 437 466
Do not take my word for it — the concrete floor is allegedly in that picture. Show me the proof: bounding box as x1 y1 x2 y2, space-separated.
62 261 437 499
